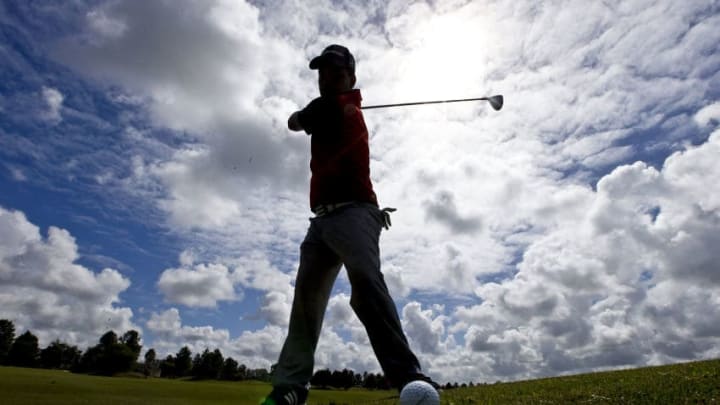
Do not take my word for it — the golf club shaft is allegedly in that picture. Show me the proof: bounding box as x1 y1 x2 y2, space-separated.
362 95 502 110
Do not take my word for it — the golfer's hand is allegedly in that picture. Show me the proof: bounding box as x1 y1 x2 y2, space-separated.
288 111 303 131
380 207 397 230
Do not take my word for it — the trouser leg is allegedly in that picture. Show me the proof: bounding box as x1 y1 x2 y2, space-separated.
272 222 342 389
324 204 421 388
349 265 421 388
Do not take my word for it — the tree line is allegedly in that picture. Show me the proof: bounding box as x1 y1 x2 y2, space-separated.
0 319 270 381
1 319 462 389
0 319 146 375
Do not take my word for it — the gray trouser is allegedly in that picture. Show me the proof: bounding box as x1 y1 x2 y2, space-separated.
272 203 420 390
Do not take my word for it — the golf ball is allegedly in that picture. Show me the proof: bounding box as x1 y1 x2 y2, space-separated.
399 380 440 405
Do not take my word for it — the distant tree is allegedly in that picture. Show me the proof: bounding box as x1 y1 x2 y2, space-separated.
192 348 224 379
362 372 377 389
100 331 118 347
309 368 359 389
0 319 15 365
270 362 277 374
103 330 140 375
159 355 176 378
362 372 389 390
331 370 343 388
312 368 332 388
40 340 81 369
237 363 248 380
8 331 40 367
174 346 192 377
341 369 355 389
121 330 142 358
74 330 139 375
143 349 159 377
100 342 136 375
40 342 62 369
191 352 203 377
75 345 101 373
247 367 270 382
207 349 224 379
378 374 391 390
327 369 354 389
144 348 156 365
220 357 239 380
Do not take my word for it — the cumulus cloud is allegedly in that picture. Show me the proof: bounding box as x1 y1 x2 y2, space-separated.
0 206 136 348
144 306 375 371
402 302 447 355
257 291 291 327
444 133 720 380
146 307 282 367
157 261 239 308
694 102 720 127
232 253 294 294
157 250 296 325
52 0 313 236
424 191 482 234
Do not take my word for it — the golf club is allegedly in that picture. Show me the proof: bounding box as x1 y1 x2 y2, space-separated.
361 94 503 111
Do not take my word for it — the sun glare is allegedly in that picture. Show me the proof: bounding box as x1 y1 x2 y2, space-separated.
394 11 498 103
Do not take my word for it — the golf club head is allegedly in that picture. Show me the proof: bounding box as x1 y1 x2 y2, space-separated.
488 95 503 111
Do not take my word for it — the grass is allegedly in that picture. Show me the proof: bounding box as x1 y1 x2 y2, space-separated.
0 366 394 404
2 358 719 404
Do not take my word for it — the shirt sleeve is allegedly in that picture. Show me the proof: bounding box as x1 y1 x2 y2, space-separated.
297 97 324 135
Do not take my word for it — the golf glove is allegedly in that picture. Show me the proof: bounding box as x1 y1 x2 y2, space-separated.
380 207 396 230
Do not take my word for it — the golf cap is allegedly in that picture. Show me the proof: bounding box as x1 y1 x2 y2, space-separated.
309 44 355 73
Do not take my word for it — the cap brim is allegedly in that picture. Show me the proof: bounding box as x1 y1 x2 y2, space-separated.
309 54 346 70
309 55 323 69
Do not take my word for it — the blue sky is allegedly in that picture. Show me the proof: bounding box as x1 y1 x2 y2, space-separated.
1 0 720 384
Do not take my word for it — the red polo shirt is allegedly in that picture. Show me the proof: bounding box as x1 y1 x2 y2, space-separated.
297 89 378 209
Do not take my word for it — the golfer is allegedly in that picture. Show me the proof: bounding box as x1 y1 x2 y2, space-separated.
262 45 436 405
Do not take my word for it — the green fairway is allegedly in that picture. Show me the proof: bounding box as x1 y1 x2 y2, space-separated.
2 359 718 404
0 366 395 404
433 358 719 405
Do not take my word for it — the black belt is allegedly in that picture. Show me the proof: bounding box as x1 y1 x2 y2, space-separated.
312 201 354 217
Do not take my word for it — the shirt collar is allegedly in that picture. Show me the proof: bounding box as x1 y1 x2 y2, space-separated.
336 89 362 107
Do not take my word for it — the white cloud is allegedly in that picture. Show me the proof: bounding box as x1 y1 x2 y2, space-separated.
694 102 720 127
232 253 294 293
10 167 27 181
157 262 238 308
325 293 355 326
146 307 285 368
424 191 482 234
257 291 292 327
156 251 295 324
402 302 447 355
41 86 63 122
86 8 127 39
54 0 313 238
0 207 136 348
443 132 720 380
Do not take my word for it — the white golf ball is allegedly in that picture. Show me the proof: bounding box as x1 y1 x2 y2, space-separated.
399 380 440 405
